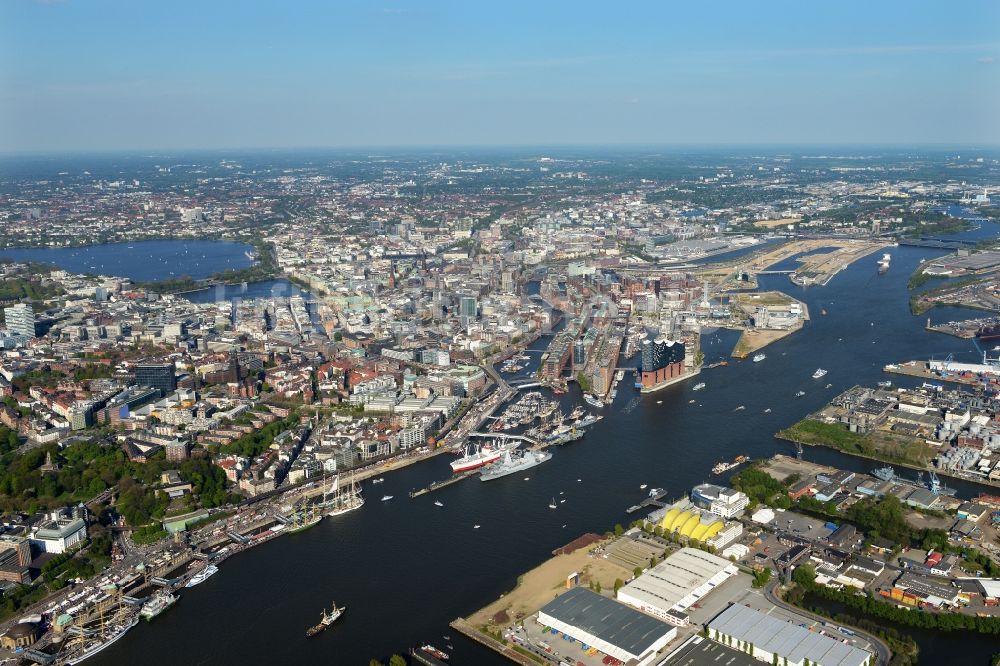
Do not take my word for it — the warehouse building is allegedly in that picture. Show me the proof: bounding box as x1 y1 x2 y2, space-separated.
708 604 873 666
617 548 737 624
537 587 676 666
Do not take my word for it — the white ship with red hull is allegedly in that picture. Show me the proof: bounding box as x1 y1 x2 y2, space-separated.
450 441 515 473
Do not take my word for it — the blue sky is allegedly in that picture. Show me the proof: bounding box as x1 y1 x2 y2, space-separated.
1 0 998 152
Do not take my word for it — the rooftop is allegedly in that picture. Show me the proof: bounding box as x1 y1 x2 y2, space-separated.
538 587 673 657
708 603 871 666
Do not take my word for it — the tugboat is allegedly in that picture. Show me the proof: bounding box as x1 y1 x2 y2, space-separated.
306 601 345 638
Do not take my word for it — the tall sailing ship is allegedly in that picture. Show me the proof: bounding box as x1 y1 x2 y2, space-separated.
320 471 365 517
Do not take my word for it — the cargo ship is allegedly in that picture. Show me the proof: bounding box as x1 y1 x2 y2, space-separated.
140 592 178 621
185 564 219 588
306 601 345 638
450 442 506 473
975 324 1000 342
711 455 750 475
481 449 553 481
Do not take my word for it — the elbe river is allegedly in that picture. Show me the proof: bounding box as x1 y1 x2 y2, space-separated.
5 234 1000 663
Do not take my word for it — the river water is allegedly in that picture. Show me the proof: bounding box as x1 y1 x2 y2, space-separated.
82 232 1000 665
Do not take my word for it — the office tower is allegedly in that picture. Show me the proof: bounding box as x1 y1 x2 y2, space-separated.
3 304 35 338
135 362 177 397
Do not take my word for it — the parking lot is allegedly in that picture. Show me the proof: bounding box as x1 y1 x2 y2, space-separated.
511 615 613 666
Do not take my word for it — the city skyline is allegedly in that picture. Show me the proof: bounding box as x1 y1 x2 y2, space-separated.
2 0 999 153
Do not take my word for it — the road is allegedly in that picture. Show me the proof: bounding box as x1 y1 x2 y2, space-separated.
764 579 892 666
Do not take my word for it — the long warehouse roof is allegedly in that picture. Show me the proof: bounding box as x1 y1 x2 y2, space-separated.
708 603 871 666
539 587 672 657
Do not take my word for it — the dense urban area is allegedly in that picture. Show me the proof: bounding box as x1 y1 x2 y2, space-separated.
0 149 998 666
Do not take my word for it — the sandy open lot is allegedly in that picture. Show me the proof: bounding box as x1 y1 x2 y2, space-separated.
466 537 632 628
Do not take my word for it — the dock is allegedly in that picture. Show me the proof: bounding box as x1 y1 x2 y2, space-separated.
884 360 992 388
409 471 476 498
625 489 669 514
449 618 537 666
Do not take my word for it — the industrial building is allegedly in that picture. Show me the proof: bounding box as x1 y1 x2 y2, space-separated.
617 547 737 625
537 587 676 666
707 604 873 666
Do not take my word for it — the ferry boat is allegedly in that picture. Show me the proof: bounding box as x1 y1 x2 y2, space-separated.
692 382 706 391
877 380 893 388
795 390 806 397
185 564 219 588
449 442 504 473
582 393 604 408
66 616 140 665
812 368 828 379
878 253 891 274
480 450 553 482
306 601 345 638
752 353 766 363
412 644 451 663
140 592 178 621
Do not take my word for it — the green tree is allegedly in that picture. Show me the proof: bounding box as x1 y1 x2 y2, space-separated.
388 655 407 666
792 563 816 587
613 578 625 594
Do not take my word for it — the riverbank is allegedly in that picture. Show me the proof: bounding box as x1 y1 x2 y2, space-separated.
775 418 1000 491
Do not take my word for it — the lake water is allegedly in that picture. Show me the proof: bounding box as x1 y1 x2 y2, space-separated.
0 239 253 282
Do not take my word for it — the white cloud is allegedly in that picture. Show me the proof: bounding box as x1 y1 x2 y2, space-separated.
977 56 995 64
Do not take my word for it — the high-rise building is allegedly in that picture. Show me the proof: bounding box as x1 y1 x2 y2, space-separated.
459 296 478 319
135 362 177 397
3 304 35 338
640 336 685 391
